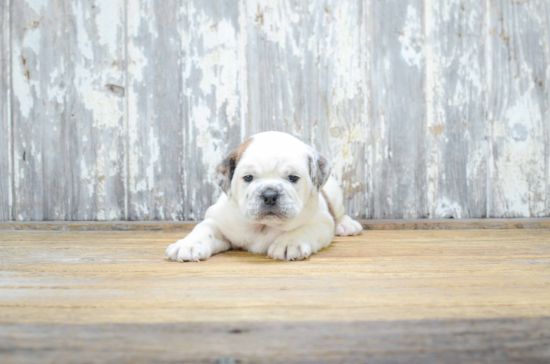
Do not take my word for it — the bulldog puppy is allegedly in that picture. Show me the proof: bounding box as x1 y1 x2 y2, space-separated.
165 131 362 262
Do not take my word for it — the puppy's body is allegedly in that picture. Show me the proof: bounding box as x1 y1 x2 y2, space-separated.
166 132 362 262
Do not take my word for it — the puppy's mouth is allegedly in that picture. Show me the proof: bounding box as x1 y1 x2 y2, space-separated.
262 212 281 218
258 210 289 222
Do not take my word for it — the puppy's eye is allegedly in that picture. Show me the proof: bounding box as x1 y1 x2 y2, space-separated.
288 175 299 183
243 175 254 182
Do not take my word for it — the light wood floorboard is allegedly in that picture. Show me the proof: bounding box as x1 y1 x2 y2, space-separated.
1 229 549 363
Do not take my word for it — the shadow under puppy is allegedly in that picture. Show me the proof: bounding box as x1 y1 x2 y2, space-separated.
166 131 362 262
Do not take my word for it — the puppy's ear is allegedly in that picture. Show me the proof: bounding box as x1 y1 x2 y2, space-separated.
215 138 253 196
308 151 331 190
215 151 238 196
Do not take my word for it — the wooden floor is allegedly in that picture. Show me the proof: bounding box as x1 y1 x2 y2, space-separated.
1 228 549 363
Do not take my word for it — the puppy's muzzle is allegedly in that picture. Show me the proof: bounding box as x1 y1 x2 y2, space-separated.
261 189 279 206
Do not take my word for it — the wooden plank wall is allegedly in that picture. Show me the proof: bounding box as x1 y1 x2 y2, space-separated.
1 0 549 221
0 0 10 220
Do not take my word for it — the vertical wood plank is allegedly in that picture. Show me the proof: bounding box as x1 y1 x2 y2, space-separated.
245 0 367 218
0 0 11 220
245 0 304 137
424 0 487 218
368 0 427 219
182 0 246 220
68 0 126 220
547 1 550 218
13 0 125 220
487 0 549 217
127 0 184 220
12 1 70 220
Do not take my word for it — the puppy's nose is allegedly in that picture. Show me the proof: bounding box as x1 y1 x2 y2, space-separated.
262 190 279 206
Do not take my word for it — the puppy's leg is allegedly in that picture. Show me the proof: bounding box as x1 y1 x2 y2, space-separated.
334 214 363 236
268 214 334 261
323 176 363 236
165 219 231 262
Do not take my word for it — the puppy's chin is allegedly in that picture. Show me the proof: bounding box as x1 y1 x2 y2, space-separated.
257 212 286 225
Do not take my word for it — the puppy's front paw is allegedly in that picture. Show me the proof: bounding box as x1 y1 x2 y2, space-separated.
335 215 363 236
267 240 312 261
165 238 212 262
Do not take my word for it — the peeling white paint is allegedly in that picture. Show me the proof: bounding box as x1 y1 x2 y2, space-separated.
191 102 224 183
146 125 160 191
13 26 42 119
25 0 47 15
238 0 248 141
6 0 550 222
435 197 463 219
186 4 240 124
493 92 546 217
73 2 94 61
399 5 424 68
247 0 301 57
328 124 365 184
12 49 33 119
95 0 122 57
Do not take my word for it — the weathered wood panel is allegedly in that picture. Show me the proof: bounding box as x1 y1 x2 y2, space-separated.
245 0 367 218
12 0 125 221
0 0 11 220
182 0 246 220
127 0 184 220
487 0 549 218
2 0 550 221
12 1 71 220
369 0 427 219
424 0 487 218
67 0 126 220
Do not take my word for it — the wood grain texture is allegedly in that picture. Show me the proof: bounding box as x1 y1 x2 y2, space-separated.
67 0 126 220
0 0 11 221
1 229 549 323
425 0 487 218
12 0 126 221
2 319 549 363
369 0 427 219
127 0 184 221
487 0 549 218
2 1 550 221
182 0 247 220
1 229 549 362
245 0 367 218
12 1 69 220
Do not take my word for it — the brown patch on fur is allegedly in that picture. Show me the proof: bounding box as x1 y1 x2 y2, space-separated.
321 189 336 221
216 137 254 193
235 137 253 160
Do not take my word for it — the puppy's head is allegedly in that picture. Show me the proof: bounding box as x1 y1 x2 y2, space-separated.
215 132 330 225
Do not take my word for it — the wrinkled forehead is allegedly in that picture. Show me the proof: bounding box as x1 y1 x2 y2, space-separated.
238 137 310 174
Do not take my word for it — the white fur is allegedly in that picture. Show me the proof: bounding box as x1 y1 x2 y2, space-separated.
165 132 362 262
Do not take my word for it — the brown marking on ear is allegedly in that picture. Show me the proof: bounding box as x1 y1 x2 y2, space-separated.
321 189 336 221
215 137 254 194
235 137 253 158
